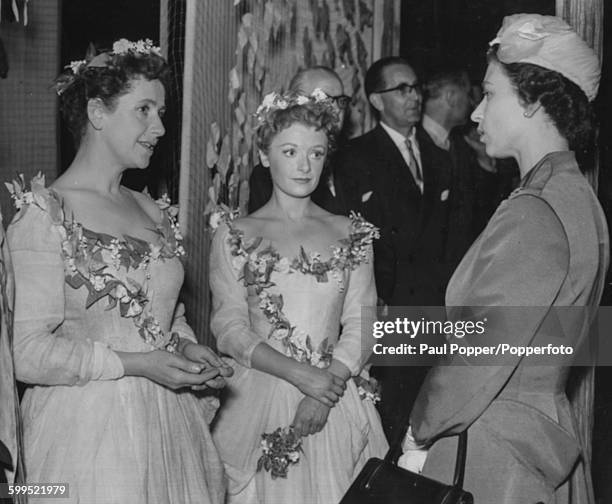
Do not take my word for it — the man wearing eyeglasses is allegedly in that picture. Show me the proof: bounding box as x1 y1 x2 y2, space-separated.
247 66 352 214
335 56 459 441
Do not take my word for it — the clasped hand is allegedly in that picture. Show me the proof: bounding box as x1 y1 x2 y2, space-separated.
141 343 233 390
293 365 346 407
291 396 331 437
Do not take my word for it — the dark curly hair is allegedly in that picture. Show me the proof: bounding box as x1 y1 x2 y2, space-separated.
58 51 170 146
255 97 341 155
488 46 594 151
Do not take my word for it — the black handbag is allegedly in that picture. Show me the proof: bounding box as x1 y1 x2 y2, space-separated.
339 420 473 504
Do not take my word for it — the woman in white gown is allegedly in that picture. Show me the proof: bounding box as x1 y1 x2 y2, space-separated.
210 90 388 504
7 39 231 503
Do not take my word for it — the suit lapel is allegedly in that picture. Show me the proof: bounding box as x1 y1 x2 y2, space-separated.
371 125 422 198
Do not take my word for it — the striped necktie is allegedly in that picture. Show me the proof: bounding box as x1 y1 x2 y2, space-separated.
405 136 423 191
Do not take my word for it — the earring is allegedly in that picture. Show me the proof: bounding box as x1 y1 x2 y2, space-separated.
523 103 542 118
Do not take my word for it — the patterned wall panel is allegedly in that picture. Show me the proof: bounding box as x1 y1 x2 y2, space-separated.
179 0 237 343
0 1 60 225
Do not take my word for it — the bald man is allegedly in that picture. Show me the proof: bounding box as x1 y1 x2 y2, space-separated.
247 66 352 214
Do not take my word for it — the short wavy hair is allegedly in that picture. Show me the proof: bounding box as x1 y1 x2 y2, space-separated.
58 51 170 146
255 97 341 154
489 46 594 151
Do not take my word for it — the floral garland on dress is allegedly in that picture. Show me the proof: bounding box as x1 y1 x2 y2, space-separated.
219 210 379 368
214 210 380 478
6 173 185 352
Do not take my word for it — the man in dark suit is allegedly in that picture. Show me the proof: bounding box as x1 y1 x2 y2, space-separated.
248 66 351 215
420 66 502 285
336 57 448 307
334 57 441 442
335 57 500 441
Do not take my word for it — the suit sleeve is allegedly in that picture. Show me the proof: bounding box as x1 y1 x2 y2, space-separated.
8 206 124 386
410 194 569 443
336 143 396 303
333 146 370 215
247 164 272 214
209 224 265 366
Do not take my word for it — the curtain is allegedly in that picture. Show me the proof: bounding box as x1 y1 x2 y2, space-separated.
556 2 604 502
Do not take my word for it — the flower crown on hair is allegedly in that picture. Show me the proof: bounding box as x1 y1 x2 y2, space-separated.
55 38 162 96
253 88 340 129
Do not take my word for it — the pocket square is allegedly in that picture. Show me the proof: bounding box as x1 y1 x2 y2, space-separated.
361 191 373 202
440 189 450 201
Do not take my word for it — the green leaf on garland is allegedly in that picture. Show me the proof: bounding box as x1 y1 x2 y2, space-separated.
85 279 121 309
106 295 118 311
66 273 87 289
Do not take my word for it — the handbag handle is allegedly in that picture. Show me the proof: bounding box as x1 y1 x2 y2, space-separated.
383 413 468 489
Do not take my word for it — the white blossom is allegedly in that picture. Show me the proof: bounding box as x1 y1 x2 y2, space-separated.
209 211 223 230
231 254 247 271
112 39 132 54
311 88 329 102
126 299 144 317
275 257 291 274
67 60 86 74
91 275 106 292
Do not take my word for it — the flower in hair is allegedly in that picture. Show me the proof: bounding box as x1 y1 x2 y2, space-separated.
311 87 329 102
112 38 161 56
55 38 163 96
254 88 338 127
112 39 133 54
66 60 87 75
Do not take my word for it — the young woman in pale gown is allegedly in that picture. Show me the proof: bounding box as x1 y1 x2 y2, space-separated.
210 90 388 504
7 39 231 503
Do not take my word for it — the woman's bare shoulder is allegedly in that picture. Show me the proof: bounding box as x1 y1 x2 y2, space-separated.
230 214 268 236
123 187 162 221
317 213 351 237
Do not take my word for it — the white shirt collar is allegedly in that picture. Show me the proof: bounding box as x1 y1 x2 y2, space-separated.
379 121 423 193
422 114 451 150
379 121 416 149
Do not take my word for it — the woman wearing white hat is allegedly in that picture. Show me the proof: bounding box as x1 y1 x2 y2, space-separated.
400 13 608 503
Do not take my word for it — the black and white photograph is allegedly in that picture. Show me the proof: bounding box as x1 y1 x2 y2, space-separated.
0 0 611 502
